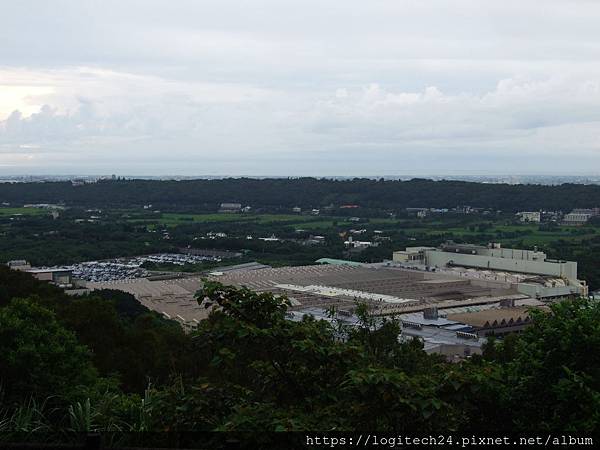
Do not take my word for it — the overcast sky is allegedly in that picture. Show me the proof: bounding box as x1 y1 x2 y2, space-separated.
2 0 600 176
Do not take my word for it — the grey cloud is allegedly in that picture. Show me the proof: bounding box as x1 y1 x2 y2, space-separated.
2 1 600 174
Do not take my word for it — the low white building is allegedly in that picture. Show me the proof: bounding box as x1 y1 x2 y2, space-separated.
219 202 242 213
562 212 592 225
517 211 541 223
344 236 379 249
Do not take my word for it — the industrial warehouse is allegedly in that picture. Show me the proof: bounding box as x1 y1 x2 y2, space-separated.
392 241 587 299
7 242 588 360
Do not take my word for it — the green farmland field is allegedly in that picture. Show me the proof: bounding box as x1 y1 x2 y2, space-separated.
0 207 47 217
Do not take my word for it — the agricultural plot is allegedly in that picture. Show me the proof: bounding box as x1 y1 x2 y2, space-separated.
0 207 47 217
128 212 343 228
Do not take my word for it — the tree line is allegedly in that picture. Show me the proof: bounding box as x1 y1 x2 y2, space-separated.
2 178 600 211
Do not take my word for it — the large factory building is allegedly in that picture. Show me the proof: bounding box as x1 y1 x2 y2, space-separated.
393 242 587 299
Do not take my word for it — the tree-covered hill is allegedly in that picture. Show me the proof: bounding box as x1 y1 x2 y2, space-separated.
2 178 600 211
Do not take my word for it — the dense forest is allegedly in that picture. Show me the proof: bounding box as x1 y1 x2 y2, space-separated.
0 267 598 448
2 178 600 211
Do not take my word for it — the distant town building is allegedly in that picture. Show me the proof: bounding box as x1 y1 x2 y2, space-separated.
302 235 326 245
561 208 599 225
453 205 474 214
207 231 227 239
344 236 379 250
373 235 391 242
7 260 31 271
349 229 367 235
259 234 281 242
562 212 592 225
541 210 561 222
572 208 600 216
517 211 541 223
219 202 242 213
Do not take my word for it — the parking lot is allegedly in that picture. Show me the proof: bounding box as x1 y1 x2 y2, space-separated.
71 253 220 282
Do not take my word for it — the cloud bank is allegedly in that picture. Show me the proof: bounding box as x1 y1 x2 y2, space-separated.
2 0 600 175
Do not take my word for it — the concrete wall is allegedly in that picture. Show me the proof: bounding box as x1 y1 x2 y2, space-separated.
393 251 422 262
425 250 577 280
32 272 53 281
482 247 546 261
516 282 584 298
393 247 434 263
392 252 408 262
467 272 586 298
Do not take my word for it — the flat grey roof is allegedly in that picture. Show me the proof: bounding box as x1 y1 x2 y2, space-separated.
27 268 73 273
401 325 485 348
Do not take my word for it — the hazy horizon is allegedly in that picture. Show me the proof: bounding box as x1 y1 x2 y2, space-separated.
5 172 600 182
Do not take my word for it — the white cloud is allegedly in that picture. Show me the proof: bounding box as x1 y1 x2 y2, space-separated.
311 76 600 137
2 0 600 174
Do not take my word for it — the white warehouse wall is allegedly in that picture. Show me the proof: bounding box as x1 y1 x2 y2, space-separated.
425 250 578 280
